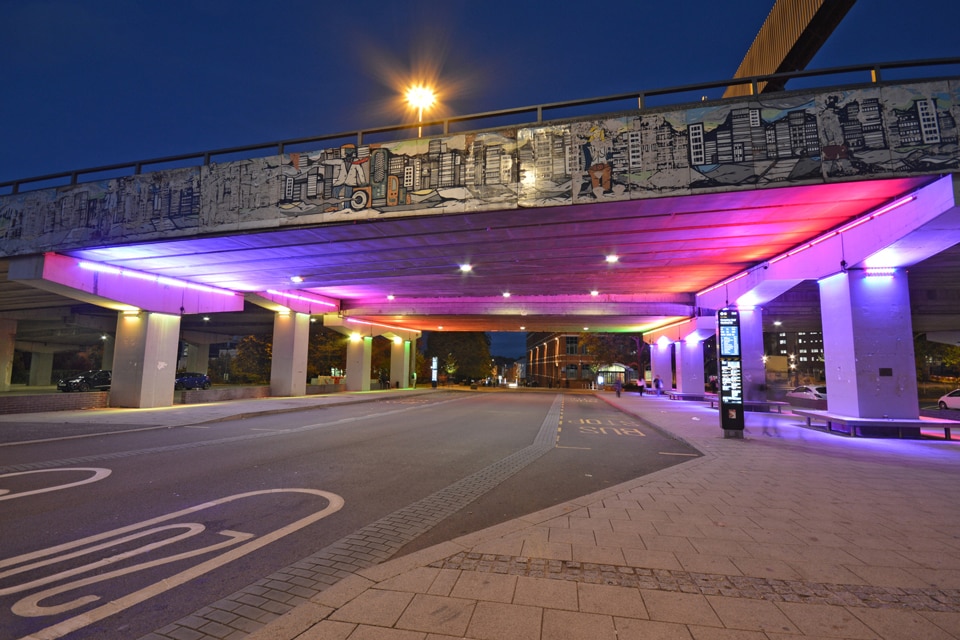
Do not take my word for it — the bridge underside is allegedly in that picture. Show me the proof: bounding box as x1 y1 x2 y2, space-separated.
0 174 954 349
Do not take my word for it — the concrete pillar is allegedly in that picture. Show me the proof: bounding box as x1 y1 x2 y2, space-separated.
180 341 209 373
676 338 704 394
390 338 411 389
650 338 672 394
819 270 918 418
346 335 372 392
409 337 418 387
102 334 115 370
737 308 767 402
111 311 181 408
29 352 54 386
0 319 15 392
270 312 310 397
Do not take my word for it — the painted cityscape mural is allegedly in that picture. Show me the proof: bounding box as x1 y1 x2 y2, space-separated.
1 79 957 255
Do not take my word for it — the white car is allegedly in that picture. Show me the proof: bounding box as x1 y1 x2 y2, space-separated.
938 389 960 410
786 385 827 400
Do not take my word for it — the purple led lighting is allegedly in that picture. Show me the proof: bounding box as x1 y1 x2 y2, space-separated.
265 289 337 307
78 261 236 296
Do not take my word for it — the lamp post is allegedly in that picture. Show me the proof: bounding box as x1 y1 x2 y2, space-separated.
405 84 436 138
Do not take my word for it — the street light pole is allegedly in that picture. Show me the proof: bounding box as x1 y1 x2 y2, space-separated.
405 85 436 138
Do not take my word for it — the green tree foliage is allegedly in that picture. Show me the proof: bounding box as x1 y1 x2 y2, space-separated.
423 331 492 381
915 333 960 380
230 334 272 383
307 324 348 379
578 333 639 370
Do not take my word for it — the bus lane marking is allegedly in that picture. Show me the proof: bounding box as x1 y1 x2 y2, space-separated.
3 488 344 640
0 468 111 502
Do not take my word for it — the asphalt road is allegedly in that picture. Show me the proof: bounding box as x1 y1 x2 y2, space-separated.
0 391 699 640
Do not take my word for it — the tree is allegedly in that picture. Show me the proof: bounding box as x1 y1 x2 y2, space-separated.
578 333 638 370
307 325 347 379
231 334 272 383
423 331 492 381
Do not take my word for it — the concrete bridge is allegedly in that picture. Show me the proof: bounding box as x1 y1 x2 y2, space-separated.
1 59 959 423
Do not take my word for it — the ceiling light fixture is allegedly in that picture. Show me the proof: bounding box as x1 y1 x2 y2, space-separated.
290 275 304 283
502 292 511 298
590 290 599 296
605 255 619 264
459 264 472 273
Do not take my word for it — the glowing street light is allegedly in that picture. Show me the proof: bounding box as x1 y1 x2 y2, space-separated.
405 84 436 138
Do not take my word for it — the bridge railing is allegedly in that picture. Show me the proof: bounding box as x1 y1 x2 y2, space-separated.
3 56 958 195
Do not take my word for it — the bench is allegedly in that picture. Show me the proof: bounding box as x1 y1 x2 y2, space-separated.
708 398 789 414
792 408 955 439
667 392 708 401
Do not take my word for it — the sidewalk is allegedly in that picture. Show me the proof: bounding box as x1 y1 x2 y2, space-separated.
241 391 960 640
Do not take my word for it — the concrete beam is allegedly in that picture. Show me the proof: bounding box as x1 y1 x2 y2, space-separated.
697 175 960 310
8 253 245 315
246 291 339 315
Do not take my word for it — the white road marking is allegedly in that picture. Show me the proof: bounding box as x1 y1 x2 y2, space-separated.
5 488 344 640
0 468 111 502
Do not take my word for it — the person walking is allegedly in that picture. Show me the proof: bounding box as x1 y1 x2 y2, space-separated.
614 378 622 398
654 374 663 396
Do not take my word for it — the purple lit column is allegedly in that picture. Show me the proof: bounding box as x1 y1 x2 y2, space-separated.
819 269 918 418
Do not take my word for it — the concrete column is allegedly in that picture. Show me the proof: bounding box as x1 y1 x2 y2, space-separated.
819 270 918 418
390 338 411 389
180 341 209 373
111 311 181 408
676 338 705 394
0 319 15 392
345 335 372 392
737 308 767 402
408 337 418 387
270 312 310 397
649 338 672 394
102 334 115 370
29 352 54 386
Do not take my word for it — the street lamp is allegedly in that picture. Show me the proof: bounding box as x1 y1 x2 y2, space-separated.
405 84 436 138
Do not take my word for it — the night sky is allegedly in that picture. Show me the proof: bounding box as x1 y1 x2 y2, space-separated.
2 0 958 358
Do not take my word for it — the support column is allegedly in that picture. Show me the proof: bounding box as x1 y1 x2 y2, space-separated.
29 352 54 387
409 337 418 387
390 338 411 389
270 312 310 397
649 338 672 394
180 341 210 374
0 319 15 392
676 338 705 394
112 311 181 408
819 270 918 418
345 335 372 392
737 308 767 402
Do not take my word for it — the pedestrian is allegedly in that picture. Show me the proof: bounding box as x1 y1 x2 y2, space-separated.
654 375 663 396
614 379 622 398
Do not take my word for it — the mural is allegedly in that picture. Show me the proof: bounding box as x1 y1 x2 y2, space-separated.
1 79 957 256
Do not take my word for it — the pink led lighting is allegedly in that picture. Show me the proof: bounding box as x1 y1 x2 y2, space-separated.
265 289 337 307
78 261 236 296
345 317 420 334
697 193 917 297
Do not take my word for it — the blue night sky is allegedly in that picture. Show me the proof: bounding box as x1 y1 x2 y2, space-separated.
2 0 959 358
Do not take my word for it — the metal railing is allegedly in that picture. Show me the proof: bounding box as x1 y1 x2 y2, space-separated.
3 57 958 195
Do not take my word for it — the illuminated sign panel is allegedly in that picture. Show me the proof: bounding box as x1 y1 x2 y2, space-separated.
717 309 744 432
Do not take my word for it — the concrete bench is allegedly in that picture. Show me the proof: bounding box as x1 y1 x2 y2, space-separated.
792 408 955 439
667 392 708 401
708 398 789 413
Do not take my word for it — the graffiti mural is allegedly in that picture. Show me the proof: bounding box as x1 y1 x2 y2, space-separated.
1 79 958 256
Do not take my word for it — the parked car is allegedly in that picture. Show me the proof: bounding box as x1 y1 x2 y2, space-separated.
938 389 960 410
175 372 211 390
57 370 112 392
786 385 827 400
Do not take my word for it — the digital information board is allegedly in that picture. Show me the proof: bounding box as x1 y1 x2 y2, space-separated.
717 309 745 433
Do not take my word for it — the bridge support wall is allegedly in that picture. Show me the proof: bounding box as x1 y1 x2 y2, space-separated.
346 336 372 392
